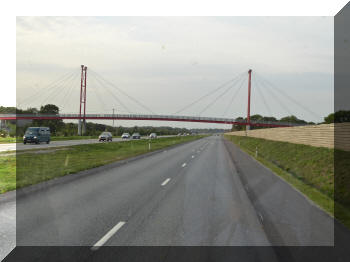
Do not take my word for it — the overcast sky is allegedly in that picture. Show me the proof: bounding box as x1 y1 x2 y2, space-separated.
15 16 333 128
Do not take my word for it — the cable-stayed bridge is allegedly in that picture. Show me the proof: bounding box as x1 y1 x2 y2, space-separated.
1 65 320 133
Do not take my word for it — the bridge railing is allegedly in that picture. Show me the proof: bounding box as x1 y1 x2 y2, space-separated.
0 113 307 127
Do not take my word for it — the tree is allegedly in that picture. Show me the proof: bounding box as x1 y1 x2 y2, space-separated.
0 106 16 113
32 104 64 135
232 117 246 131
279 115 307 125
39 104 60 115
250 114 263 121
262 116 277 122
324 110 350 123
324 113 334 123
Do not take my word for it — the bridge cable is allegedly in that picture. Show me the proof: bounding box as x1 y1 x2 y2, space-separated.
60 72 81 112
90 71 133 114
89 69 155 114
23 70 78 109
89 71 132 114
88 73 128 114
254 74 294 117
84 75 108 114
17 69 79 108
255 72 321 119
222 75 247 117
173 71 247 115
198 73 246 116
252 76 273 117
38 71 79 109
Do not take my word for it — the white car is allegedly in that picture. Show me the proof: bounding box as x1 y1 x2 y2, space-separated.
149 133 157 139
121 133 130 139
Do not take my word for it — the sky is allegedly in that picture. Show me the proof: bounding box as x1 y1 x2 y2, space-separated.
15 16 334 128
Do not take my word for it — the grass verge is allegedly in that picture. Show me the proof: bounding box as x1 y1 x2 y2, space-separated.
0 137 17 144
50 136 98 141
0 135 204 194
0 156 16 193
224 134 350 229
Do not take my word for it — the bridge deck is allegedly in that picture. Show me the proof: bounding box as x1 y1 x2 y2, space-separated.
0 114 300 127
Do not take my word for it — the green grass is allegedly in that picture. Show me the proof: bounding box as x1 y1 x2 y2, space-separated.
0 156 16 193
0 135 204 193
224 135 350 229
0 137 17 144
50 136 98 141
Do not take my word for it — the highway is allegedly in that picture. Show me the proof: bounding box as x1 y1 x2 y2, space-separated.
0 136 174 152
2 136 350 261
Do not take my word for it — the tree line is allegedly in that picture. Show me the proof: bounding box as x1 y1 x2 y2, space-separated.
232 111 350 131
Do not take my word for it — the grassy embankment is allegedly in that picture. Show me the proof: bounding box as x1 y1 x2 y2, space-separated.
0 135 204 194
225 135 350 229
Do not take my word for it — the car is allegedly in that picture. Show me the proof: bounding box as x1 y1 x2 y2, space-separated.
149 133 157 139
132 133 141 139
23 127 50 144
121 133 130 139
99 132 113 142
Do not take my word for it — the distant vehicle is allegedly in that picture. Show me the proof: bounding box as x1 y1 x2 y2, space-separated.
121 133 130 139
132 133 141 139
23 127 50 144
99 132 113 142
149 133 157 139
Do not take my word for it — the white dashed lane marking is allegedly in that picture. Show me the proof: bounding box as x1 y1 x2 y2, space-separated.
91 221 126 251
161 178 171 186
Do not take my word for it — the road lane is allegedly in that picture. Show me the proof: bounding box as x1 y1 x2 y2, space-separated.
3 135 350 261
16 138 210 245
108 136 270 246
0 191 15 261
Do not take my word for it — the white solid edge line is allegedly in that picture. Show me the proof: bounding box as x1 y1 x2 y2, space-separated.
161 178 171 186
91 221 126 251
182 163 187 167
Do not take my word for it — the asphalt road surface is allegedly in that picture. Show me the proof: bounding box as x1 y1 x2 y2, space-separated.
2 136 350 261
0 136 174 152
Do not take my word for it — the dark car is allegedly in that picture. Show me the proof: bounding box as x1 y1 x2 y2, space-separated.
132 133 141 139
23 127 50 144
99 132 113 142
